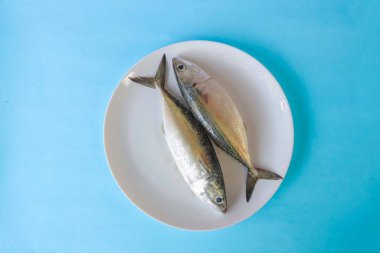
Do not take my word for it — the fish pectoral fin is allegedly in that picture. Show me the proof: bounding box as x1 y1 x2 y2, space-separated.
201 93 209 103
197 155 210 176
243 121 247 132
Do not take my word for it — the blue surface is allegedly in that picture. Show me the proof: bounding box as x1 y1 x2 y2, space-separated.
1 0 379 252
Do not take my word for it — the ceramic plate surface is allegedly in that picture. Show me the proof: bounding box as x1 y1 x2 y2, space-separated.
104 41 293 230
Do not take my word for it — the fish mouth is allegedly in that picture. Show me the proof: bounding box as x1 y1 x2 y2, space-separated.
215 202 227 214
214 198 227 213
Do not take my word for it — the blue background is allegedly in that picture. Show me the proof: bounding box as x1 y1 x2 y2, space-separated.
1 0 379 252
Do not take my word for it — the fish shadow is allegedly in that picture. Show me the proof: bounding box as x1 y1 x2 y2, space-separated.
175 36 312 193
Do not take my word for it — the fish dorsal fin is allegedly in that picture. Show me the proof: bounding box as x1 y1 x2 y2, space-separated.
197 155 209 177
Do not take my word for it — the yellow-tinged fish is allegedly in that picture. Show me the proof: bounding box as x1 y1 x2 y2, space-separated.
129 55 227 213
172 57 282 202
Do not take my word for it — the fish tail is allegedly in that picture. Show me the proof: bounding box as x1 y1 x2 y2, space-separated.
246 167 283 202
129 54 166 90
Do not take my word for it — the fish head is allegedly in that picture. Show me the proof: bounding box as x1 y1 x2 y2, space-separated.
172 57 210 90
200 175 227 213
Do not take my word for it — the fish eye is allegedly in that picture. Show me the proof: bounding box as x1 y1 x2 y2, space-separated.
177 64 185 71
215 196 223 204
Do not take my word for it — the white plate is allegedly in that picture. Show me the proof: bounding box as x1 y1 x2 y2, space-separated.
104 41 294 230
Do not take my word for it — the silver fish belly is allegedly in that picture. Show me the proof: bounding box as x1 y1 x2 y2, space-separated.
129 55 227 213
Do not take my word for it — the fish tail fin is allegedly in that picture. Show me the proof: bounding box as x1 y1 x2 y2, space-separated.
154 54 166 89
246 167 283 202
246 172 259 202
128 76 156 89
128 54 166 90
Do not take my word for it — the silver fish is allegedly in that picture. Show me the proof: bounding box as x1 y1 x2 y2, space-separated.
172 57 283 202
129 55 227 213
